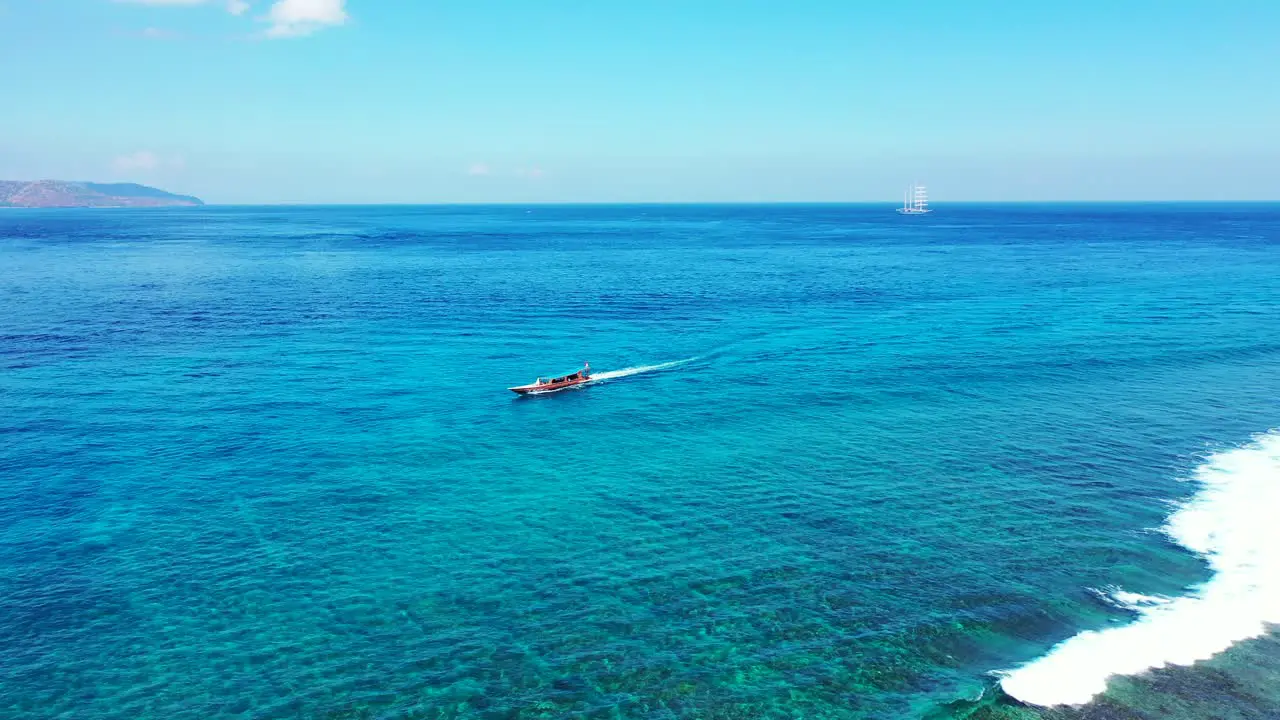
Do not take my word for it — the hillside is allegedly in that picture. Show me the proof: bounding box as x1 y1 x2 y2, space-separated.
0 180 203 208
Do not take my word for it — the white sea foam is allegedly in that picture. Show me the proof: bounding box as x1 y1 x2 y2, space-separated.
1108 590 1174 610
1000 430 1280 707
590 358 696 382
1088 585 1174 611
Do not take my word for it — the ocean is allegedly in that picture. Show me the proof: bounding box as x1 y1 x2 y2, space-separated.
2 204 1278 719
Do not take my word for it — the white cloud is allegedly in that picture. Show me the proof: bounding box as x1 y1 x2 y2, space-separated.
114 0 251 16
465 165 548 179
137 26 180 39
113 151 184 173
114 151 161 172
114 0 348 38
116 0 208 5
265 0 347 38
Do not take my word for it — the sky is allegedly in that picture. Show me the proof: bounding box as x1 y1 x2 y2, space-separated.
1 0 1278 203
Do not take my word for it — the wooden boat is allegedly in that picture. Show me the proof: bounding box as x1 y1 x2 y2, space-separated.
509 362 592 395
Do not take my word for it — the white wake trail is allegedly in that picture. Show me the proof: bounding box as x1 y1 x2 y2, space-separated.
591 357 696 382
1000 430 1280 707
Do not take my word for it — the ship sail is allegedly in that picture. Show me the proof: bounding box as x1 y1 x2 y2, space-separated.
896 182 932 214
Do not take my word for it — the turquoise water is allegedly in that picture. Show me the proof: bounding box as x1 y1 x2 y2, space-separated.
2 204 1279 719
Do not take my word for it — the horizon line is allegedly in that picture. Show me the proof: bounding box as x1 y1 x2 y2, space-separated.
193 199 1280 207
6 200 1280 211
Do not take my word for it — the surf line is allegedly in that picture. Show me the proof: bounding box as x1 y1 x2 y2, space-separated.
1000 429 1280 706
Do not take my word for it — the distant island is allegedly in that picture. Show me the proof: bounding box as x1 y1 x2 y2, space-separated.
0 180 203 208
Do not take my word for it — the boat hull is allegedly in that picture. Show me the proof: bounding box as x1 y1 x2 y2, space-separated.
509 376 592 395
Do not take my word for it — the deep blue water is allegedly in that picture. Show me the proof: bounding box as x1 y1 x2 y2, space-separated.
2 204 1279 719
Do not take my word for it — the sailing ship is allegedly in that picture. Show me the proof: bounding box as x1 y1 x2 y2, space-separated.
897 183 932 214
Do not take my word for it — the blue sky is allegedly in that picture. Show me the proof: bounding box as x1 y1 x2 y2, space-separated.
1 1 1277 203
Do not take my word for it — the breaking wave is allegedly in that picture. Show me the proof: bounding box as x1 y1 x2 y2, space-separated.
1001 430 1280 707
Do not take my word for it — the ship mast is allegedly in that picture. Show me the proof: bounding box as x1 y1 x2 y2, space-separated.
913 183 928 212
897 181 932 214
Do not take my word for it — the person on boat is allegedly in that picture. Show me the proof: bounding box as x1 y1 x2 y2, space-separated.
582 361 590 378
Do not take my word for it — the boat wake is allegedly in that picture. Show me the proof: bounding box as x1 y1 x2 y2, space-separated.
1000 430 1280 707
591 358 696 382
